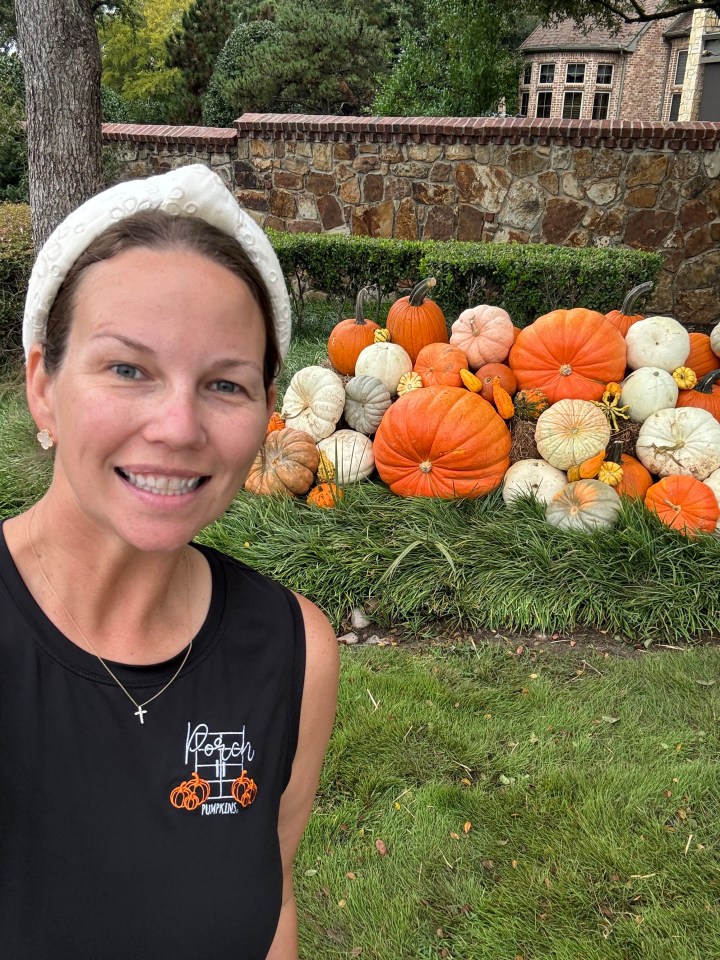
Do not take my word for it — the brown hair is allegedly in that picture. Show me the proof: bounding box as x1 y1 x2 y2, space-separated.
43 211 281 391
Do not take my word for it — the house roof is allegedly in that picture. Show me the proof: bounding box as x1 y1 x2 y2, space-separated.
520 0 670 53
663 12 693 38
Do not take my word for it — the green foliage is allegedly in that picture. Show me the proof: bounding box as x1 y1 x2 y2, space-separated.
0 54 27 202
374 0 528 117
0 203 32 371
205 0 394 118
165 0 239 123
269 231 663 328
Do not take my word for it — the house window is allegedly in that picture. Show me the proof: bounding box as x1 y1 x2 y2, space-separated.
674 50 688 85
563 91 583 118
523 63 532 85
592 91 610 119
536 91 552 117
520 91 529 116
566 62 585 84
539 63 555 84
669 92 682 121
596 64 613 85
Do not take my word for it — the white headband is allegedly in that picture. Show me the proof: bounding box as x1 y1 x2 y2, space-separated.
23 163 292 360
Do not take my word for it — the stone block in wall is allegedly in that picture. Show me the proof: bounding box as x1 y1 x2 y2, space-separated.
659 180 681 211
582 205 627 238
679 199 712 230
503 180 545 232
269 189 297 218
283 156 310 176
492 226 531 244
287 219 322 233
429 161 452 182
353 156 381 174
541 197 587 243
423 205 454 240
339 176 361 203
352 201 394 238
384 177 412 200
266 216 285 231
394 161 429 179
273 170 304 190
551 146 573 171
674 288 719 326
317 195 344 230
455 163 510 209
457 205 486 241
236 189 269 212
685 225 716 257
334 142 357 162
586 181 618 206
538 171 559 196
562 173 584 200
591 149 624 180
295 141 313 157
408 144 443 162
395 198 418 240
445 144 473 160
573 149 594 181
680 174 710 201
412 182 455 205
506 149 550 177
335 162 355 182
704 151 720 180
313 142 333 171
626 154 668 187
379 144 403 163
672 153 703 179
235 160 264 189
675 251 720 291
702 181 720 216
250 139 275 159
306 172 337 196
625 186 659 208
624 209 675 248
363 173 384 203
297 195 319 220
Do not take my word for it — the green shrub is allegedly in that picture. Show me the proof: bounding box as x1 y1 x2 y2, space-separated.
269 231 663 328
0 202 32 370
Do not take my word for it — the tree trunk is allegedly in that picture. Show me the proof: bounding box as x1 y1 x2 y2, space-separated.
14 0 103 249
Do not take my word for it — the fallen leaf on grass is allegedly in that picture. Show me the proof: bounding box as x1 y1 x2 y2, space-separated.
346 871 357 880
375 839 388 856
351 949 363 957
695 679 716 686
463 821 472 833
450 832 460 840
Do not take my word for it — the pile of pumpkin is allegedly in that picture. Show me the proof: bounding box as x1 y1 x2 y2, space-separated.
244 279 720 536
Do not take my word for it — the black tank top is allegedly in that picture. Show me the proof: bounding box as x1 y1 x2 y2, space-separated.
0 527 305 959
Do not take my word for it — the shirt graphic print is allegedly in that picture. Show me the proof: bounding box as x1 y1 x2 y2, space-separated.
170 721 259 814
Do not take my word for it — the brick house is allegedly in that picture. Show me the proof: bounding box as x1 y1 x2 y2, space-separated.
519 5 720 121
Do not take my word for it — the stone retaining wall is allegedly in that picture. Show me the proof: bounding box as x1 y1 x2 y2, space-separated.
103 116 720 326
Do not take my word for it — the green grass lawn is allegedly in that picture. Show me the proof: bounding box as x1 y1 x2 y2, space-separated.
297 641 720 960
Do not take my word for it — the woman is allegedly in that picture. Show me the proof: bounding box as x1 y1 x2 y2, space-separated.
0 164 339 958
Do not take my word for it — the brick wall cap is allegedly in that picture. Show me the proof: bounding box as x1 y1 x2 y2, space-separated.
102 123 237 146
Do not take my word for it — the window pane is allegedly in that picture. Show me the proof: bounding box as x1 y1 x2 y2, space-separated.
520 92 529 116
539 63 555 84
592 92 609 119
523 63 532 85
669 92 681 121
563 91 582 119
596 64 613 85
536 91 552 117
566 63 585 84
674 50 688 85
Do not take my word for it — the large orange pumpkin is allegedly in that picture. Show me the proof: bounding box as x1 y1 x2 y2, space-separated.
645 475 720 536
327 287 380 375
386 277 448 363
685 333 720 379
509 309 626 403
373 386 511 498
604 281 653 337
414 343 467 387
615 453 654 500
676 369 720 422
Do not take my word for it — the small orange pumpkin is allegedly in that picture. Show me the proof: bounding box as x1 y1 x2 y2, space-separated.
513 387 550 421
169 772 211 811
676 369 720 423
604 281 653 337
476 362 517 402
414 342 468 388
645 475 720 536
327 287 381 376
231 770 258 807
266 412 285 435
578 449 606 479
386 278 448 363
603 444 654 500
307 482 344 508
685 332 720 379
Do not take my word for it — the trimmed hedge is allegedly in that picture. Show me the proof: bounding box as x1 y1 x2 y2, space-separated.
269 231 663 328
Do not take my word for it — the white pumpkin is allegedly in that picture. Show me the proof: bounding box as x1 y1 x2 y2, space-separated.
535 399 611 470
703 467 720 535
636 407 720 480
281 365 345 440
318 429 375 483
343 375 392 435
355 341 413 395
502 459 568 505
620 367 678 422
545 479 622 532
625 315 690 372
711 321 720 358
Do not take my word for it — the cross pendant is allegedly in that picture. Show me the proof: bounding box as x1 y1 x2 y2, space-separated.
135 705 147 724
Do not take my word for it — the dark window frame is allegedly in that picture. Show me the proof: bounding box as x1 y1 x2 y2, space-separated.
566 62 586 84
592 91 610 119
536 90 553 117
669 92 682 121
539 63 555 84
523 63 532 85
674 49 688 85
562 90 583 118
596 63 613 85
520 91 529 116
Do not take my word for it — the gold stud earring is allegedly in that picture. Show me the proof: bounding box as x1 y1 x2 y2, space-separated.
37 429 55 450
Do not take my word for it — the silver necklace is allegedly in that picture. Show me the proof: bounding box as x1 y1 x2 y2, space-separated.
27 506 193 724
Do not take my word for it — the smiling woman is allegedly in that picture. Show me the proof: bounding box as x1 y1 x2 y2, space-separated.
0 165 339 959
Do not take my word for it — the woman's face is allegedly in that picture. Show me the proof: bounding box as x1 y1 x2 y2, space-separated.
27 246 276 553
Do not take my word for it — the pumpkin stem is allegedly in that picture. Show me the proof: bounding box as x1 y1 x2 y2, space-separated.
605 440 624 465
559 364 573 377
419 460 433 474
620 281 653 316
408 277 437 307
354 286 371 325
693 368 720 394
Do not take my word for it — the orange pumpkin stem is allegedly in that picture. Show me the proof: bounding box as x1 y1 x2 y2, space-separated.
408 277 437 307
